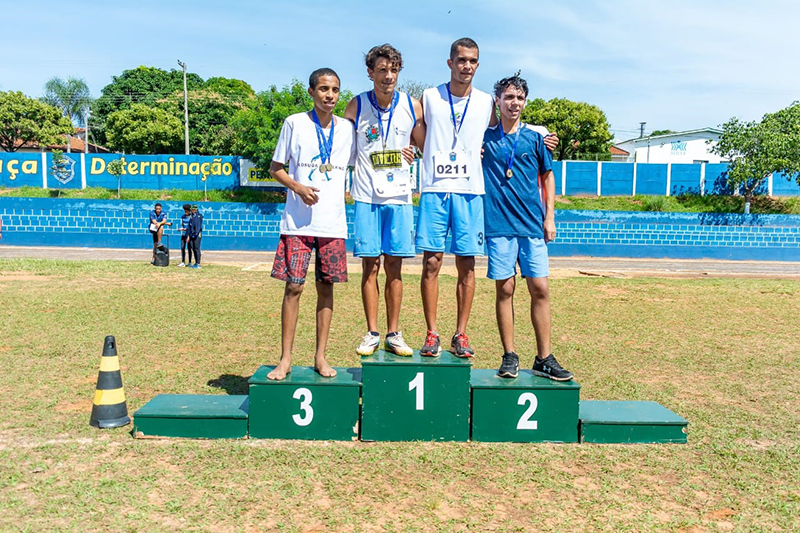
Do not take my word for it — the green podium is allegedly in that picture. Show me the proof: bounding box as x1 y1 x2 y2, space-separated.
471 369 581 443
133 394 249 439
579 400 688 443
248 366 361 441
360 350 471 442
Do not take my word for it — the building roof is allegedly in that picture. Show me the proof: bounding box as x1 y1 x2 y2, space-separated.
619 127 723 145
13 133 109 153
610 146 630 156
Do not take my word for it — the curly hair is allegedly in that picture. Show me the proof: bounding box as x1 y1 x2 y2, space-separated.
493 75 529 99
365 44 403 71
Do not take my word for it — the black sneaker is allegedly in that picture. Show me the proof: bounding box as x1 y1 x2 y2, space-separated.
532 354 573 381
497 352 519 378
420 330 441 357
450 332 475 358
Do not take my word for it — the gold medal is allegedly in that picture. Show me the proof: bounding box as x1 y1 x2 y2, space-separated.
325 163 334 172
318 164 327 173
506 169 513 178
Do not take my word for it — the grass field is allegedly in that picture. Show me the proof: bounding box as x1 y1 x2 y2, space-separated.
3 185 800 214
0 259 798 531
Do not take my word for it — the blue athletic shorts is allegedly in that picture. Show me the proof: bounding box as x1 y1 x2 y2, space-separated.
415 192 485 256
486 236 549 279
353 202 416 258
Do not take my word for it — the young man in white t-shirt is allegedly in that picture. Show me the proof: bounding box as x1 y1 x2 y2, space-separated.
267 68 356 381
344 44 425 357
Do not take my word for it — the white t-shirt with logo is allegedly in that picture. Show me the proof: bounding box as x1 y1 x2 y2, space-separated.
351 91 416 205
420 83 493 195
272 112 356 238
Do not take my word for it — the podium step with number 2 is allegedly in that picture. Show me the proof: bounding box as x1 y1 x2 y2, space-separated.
360 350 472 442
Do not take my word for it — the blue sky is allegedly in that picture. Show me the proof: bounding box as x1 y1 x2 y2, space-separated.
2 0 798 141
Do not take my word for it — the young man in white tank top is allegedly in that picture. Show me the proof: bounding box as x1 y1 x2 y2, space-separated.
344 44 425 357
416 38 559 359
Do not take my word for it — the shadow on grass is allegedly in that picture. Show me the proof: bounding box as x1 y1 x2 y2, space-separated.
207 374 250 395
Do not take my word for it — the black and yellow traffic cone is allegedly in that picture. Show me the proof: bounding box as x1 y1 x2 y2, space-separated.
89 336 131 428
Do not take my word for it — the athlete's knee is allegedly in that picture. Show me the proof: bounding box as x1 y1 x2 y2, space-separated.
496 278 515 299
383 256 403 279
284 282 305 298
527 277 550 300
422 252 442 278
362 257 381 277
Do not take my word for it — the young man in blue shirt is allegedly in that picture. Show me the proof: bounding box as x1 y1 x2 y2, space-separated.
178 203 193 267
187 204 203 268
482 75 573 381
148 203 172 264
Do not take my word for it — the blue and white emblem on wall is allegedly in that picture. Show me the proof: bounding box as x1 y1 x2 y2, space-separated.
52 155 76 185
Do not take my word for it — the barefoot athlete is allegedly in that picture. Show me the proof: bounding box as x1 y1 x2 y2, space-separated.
483 75 572 381
344 44 425 357
267 68 356 381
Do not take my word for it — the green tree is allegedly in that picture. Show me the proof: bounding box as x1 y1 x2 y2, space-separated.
650 129 675 136
712 102 800 213
203 77 255 100
397 80 429 101
106 159 124 199
0 91 74 152
42 77 93 126
104 103 183 154
91 66 204 145
521 98 613 161
158 88 252 155
231 80 352 168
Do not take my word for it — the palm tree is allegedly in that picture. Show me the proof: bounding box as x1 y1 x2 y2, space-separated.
42 77 93 152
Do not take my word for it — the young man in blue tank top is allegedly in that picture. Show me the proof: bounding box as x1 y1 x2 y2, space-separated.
344 44 425 357
482 75 573 381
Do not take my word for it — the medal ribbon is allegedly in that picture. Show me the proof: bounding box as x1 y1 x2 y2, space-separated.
500 122 523 177
446 82 472 142
367 90 398 150
311 109 335 166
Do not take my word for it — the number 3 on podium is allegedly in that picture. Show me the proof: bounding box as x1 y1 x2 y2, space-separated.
409 372 424 411
292 387 314 426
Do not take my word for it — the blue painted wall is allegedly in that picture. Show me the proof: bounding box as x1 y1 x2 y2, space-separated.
601 163 634 196
1 198 798 261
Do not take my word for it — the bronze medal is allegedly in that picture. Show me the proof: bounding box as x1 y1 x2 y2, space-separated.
506 169 513 178
318 164 327 173
325 162 334 172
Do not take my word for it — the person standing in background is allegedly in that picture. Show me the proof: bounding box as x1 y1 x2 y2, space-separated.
178 203 193 267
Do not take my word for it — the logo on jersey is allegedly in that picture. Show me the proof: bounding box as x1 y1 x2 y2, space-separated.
369 150 403 170
450 112 462 127
365 125 380 144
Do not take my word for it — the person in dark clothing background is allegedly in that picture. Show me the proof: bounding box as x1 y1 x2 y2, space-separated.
178 204 193 267
187 204 203 269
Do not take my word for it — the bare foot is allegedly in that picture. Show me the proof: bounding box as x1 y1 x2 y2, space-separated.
314 358 337 378
267 360 292 381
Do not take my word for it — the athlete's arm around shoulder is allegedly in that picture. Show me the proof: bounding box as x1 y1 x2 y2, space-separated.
343 97 358 124
410 96 426 151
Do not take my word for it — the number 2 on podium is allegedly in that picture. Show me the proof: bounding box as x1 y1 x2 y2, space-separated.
409 372 424 410
517 392 538 430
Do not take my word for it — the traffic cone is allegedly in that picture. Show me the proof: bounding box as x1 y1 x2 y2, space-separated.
89 336 131 428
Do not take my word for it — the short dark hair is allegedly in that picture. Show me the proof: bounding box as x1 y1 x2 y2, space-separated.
365 44 403 71
493 75 529 99
154 203 162 208
450 37 479 60
182 203 191 210
309 68 340 89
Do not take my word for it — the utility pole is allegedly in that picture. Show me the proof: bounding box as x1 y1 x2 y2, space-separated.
84 107 90 154
639 122 647 139
178 60 189 155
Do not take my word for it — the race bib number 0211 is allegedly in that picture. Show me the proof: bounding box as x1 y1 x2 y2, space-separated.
433 150 470 180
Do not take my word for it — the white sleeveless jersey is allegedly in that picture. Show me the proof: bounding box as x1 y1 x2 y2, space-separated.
351 90 417 205
421 83 493 194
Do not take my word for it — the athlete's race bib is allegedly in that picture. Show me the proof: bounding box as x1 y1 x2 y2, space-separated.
370 150 403 171
373 168 411 198
433 150 470 180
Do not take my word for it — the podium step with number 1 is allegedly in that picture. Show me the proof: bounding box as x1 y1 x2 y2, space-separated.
361 350 472 442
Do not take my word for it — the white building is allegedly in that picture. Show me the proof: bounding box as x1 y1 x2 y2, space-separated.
614 128 726 164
